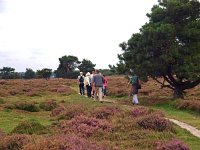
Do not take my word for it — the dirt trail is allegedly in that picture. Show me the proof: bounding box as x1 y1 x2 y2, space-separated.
102 98 200 139
168 118 200 138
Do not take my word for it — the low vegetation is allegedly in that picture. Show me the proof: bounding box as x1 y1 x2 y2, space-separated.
0 77 199 149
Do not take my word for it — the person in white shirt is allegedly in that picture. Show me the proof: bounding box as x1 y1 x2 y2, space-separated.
84 72 92 97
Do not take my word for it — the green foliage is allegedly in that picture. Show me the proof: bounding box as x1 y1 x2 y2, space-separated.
15 102 39 112
24 68 36 79
0 67 16 79
78 58 95 73
12 120 48 135
55 55 80 78
118 0 200 98
36 68 52 79
39 100 58 111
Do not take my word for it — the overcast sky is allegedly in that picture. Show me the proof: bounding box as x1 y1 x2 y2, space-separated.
0 0 158 72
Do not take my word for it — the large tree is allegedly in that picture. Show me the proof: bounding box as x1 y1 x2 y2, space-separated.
78 59 96 73
36 68 52 80
55 55 80 78
119 0 200 98
24 68 36 79
0 67 15 79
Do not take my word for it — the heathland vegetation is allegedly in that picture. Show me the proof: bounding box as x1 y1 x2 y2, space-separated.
0 76 200 149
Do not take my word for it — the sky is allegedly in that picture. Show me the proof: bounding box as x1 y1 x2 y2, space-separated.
0 0 158 72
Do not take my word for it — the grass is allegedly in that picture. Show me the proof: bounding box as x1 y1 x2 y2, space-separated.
173 125 200 150
0 108 51 133
152 102 200 130
0 78 200 149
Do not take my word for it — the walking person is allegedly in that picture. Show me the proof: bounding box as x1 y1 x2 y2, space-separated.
90 70 95 98
127 71 141 105
102 74 108 97
77 72 85 95
85 72 92 97
91 69 104 102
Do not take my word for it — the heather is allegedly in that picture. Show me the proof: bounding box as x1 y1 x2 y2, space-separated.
176 100 200 114
12 120 49 135
0 78 199 149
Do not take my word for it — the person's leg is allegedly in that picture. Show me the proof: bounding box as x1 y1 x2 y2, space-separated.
98 87 103 102
132 94 139 104
94 87 98 101
79 84 82 94
80 83 84 95
104 86 107 96
88 85 92 97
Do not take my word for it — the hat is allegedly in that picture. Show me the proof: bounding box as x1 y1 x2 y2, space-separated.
86 72 90 76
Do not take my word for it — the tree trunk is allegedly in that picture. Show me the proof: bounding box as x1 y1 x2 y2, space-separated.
173 88 184 99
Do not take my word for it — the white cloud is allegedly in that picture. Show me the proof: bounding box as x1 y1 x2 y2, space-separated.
0 0 158 72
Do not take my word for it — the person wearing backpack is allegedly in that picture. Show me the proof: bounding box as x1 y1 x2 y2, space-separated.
127 71 141 105
77 72 85 95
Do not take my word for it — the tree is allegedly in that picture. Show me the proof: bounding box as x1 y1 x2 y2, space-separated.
36 68 52 80
24 68 36 79
55 55 80 78
77 59 96 73
0 67 15 79
119 0 200 98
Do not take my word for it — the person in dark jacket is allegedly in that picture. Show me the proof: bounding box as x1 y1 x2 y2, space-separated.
91 69 104 102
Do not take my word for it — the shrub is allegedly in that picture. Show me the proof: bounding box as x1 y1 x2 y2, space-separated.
61 115 112 137
156 139 190 150
130 107 149 117
23 134 110 150
0 134 31 150
92 106 121 119
50 106 65 117
55 104 85 120
137 115 173 132
176 100 200 113
15 102 39 112
39 100 58 111
0 98 5 104
49 86 76 95
26 91 40 97
0 129 6 137
12 120 48 135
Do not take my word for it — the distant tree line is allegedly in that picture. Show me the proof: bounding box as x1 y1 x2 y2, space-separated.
0 55 115 79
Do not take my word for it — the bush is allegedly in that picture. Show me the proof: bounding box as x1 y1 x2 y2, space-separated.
23 134 110 150
39 100 58 111
61 115 112 137
50 106 65 117
137 115 173 132
0 129 6 137
0 98 5 104
15 102 39 112
130 107 150 117
54 104 86 120
176 100 200 113
92 106 121 119
12 120 48 135
156 139 190 150
0 134 31 150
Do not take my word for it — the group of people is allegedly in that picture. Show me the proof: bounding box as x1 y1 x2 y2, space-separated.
77 68 141 105
77 69 108 102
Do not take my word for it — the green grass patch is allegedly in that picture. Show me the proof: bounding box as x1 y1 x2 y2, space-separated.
0 109 51 133
173 125 200 150
152 102 200 130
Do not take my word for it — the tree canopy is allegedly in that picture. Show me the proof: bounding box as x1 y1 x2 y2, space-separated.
78 59 96 73
118 0 200 98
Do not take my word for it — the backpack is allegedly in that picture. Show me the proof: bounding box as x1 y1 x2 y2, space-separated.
79 76 84 83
